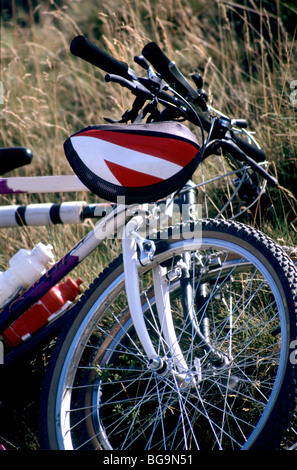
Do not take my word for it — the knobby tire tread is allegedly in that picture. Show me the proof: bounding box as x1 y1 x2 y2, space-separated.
39 219 297 450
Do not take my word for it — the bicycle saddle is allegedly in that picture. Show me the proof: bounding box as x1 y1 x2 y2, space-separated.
0 147 33 176
64 121 202 204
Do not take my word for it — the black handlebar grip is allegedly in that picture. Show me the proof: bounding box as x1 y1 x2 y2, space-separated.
0 147 33 176
70 35 132 80
231 132 267 163
142 42 189 96
220 140 277 187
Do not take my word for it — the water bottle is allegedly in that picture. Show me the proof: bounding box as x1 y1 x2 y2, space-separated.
0 243 55 308
2 277 82 347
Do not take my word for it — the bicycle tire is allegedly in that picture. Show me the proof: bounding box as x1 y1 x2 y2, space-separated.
39 219 297 450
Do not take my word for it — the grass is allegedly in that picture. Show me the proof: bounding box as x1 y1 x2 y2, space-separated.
0 0 296 449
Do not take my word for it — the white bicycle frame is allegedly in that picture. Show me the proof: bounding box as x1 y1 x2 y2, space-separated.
88 199 193 378
76 201 193 381
0 197 192 379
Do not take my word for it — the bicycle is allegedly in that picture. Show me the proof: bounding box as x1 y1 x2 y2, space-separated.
0 36 297 450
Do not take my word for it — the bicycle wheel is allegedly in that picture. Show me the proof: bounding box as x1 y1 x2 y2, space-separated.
40 219 297 450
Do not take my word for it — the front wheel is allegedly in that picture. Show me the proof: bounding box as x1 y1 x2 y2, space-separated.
40 219 297 450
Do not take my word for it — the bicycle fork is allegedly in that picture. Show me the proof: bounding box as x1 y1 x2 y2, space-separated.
122 213 198 388
122 187 230 388
122 181 206 387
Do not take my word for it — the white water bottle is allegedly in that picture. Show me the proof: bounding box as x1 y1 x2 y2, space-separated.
0 243 55 307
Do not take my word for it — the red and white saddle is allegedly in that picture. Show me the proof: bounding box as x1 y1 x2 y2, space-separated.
64 121 201 204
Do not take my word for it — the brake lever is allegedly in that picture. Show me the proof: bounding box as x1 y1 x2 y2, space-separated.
105 74 154 100
168 61 199 99
168 62 209 113
205 139 278 187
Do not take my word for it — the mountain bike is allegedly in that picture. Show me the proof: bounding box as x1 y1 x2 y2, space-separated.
1 36 297 450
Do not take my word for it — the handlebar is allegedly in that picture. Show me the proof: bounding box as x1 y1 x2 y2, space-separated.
70 36 276 187
142 42 195 99
204 139 277 187
230 131 266 164
70 35 135 81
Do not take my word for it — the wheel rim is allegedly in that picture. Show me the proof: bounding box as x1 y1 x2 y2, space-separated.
54 237 289 450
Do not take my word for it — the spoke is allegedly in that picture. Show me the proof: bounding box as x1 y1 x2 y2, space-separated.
56 232 290 450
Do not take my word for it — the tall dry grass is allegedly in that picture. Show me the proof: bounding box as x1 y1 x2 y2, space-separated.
0 0 296 449
1 0 296 261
